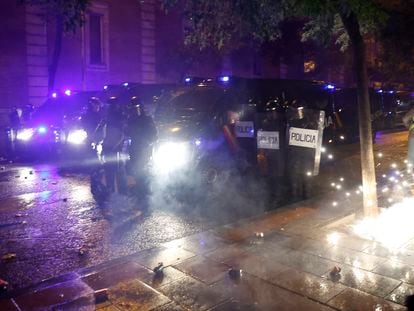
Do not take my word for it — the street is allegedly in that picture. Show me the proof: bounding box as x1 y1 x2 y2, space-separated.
0 130 409 292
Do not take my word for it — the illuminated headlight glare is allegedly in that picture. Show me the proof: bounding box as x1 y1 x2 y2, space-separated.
67 129 87 144
16 128 34 141
152 142 190 173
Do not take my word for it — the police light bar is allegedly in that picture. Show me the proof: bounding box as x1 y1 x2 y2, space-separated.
219 76 230 83
38 126 47 134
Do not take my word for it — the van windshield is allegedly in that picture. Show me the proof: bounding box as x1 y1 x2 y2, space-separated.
155 87 224 120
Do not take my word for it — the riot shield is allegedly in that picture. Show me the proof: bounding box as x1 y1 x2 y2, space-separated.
286 107 324 199
232 103 257 170
255 105 287 206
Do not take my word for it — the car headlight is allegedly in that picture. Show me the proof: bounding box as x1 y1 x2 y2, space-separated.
67 129 88 145
152 142 191 173
16 128 34 141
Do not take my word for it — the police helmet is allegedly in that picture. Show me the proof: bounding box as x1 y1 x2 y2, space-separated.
88 97 102 109
129 96 145 115
264 98 284 112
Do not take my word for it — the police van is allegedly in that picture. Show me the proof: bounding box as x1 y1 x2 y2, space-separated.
151 77 330 180
6 90 99 161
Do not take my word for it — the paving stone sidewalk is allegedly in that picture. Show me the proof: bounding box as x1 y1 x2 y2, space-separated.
1 193 412 310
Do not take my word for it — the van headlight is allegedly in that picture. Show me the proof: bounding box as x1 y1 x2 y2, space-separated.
16 128 34 141
152 142 191 173
67 129 87 145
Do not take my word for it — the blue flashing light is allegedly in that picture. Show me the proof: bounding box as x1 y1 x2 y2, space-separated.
38 126 47 134
51 92 57 98
219 76 230 83
388 90 395 94
64 89 71 96
184 77 192 83
195 139 201 146
377 89 383 93
123 82 129 87
103 85 108 90
325 84 335 90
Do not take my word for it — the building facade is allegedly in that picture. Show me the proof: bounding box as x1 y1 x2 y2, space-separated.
1 0 382 128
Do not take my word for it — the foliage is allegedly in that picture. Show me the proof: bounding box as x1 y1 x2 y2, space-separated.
162 0 387 52
18 0 89 32
164 0 286 50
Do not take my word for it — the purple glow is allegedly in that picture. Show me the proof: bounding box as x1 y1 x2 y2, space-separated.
64 89 71 96
184 77 191 83
325 84 335 90
195 139 201 146
103 85 108 90
38 126 47 134
123 82 129 87
51 92 57 98
219 76 230 82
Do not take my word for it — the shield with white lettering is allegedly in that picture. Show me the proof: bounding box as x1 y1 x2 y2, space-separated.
257 130 279 149
288 127 318 149
287 108 325 176
235 121 254 138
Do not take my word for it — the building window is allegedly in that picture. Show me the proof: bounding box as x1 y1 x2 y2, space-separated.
89 13 103 65
85 3 108 70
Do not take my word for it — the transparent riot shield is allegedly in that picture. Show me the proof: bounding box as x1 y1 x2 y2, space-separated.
231 103 257 170
255 106 287 206
286 107 325 199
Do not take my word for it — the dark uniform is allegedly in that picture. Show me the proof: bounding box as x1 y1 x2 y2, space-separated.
7 107 22 159
286 105 320 200
126 100 157 204
102 99 126 194
256 99 287 207
82 97 103 145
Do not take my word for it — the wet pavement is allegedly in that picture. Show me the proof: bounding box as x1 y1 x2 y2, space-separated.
0 193 412 310
0 162 268 291
0 130 413 310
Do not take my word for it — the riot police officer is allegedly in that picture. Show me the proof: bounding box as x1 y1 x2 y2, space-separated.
286 101 319 200
83 98 103 136
102 97 126 194
126 97 157 205
256 98 287 208
82 97 104 152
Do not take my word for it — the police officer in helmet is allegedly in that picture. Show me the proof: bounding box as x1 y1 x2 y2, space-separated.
257 97 287 208
102 97 126 194
126 97 157 206
82 97 103 150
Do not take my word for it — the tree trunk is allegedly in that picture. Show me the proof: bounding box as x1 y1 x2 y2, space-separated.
48 15 63 92
340 11 378 217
